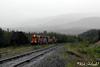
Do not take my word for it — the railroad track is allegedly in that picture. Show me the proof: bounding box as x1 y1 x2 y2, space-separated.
0 44 60 67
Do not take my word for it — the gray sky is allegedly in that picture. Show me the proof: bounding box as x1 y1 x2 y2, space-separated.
0 0 100 28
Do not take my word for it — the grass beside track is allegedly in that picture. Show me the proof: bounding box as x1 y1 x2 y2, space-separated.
0 44 52 59
63 43 100 67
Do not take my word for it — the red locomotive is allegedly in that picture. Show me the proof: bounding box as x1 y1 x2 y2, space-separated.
31 34 57 45
31 34 38 45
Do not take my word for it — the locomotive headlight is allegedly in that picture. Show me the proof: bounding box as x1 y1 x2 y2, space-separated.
34 35 36 37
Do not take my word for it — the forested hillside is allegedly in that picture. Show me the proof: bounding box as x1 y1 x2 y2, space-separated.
79 29 100 43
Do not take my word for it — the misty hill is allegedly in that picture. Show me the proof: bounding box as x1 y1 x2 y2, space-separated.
9 14 100 35
58 17 100 35
23 13 100 27
66 17 100 29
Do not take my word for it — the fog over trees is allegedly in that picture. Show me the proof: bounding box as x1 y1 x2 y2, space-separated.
3 14 100 35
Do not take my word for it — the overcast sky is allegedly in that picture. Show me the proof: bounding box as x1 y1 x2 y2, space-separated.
0 0 100 28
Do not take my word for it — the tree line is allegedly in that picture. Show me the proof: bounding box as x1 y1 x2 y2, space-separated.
0 28 31 47
0 28 80 47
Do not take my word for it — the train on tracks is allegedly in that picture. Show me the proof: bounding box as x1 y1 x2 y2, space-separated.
31 34 57 45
